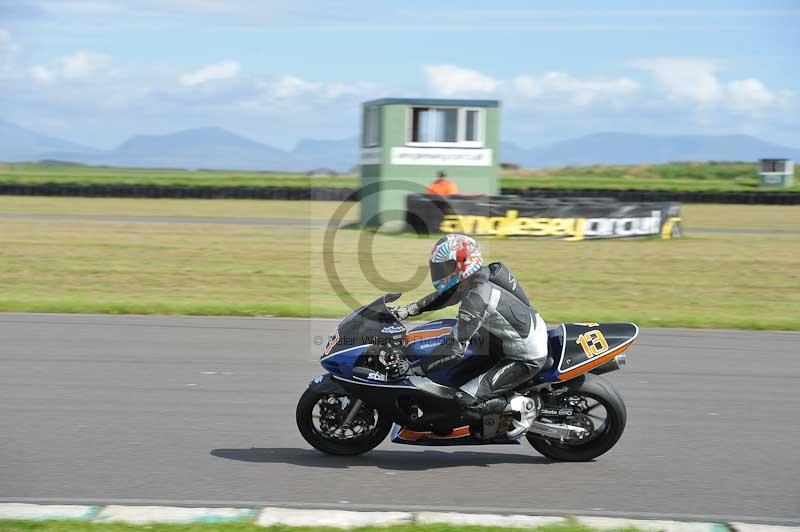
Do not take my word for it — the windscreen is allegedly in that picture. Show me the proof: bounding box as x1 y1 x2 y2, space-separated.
329 295 405 355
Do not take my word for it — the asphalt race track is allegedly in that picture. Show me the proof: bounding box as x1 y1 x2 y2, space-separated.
1 314 798 525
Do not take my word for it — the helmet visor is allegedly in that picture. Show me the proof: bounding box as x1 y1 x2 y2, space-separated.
430 259 457 282
430 259 458 292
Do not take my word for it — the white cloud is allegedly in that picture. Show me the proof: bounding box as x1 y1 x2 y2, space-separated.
39 1 125 14
244 75 381 109
7 46 796 150
267 75 320 98
29 50 111 84
424 64 499 97
62 50 109 79
630 56 789 113
0 29 18 53
630 57 722 104
29 65 55 84
36 0 231 16
512 72 639 105
0 28 19 80
179 60 240 86
727 78 778 111
163 0 230 12
322 81 381 99
424 64 639 106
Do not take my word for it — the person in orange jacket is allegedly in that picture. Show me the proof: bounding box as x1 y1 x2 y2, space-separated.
426 170 459 196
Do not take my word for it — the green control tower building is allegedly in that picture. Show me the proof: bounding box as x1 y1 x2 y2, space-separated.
359 98 500 227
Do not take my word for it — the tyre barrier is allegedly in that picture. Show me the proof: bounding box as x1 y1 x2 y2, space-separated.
503 187 800 205
0 183 357 201
0 183 797 204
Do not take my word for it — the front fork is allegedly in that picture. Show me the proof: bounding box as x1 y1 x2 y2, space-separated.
309 375 368 429
342 398 364 426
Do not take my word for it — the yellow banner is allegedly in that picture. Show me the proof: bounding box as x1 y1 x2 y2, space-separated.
439 209 676 241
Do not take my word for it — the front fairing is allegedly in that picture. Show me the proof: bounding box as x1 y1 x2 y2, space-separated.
320 294 406 380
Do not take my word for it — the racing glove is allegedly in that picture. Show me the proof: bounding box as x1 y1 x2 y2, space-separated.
389 303 420 321
385 351 424 380
389 359 425 379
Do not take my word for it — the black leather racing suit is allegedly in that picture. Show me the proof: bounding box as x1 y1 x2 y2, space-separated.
407 262 548 404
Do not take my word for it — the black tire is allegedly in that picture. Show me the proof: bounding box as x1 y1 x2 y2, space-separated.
296 387 392 456
528 374 626 462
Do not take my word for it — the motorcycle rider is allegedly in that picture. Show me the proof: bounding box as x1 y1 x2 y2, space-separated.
390 233 549 416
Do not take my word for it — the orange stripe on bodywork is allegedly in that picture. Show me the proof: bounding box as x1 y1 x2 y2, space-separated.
432 426 471 439
397 425 471 441
406 327 451 345
556 342 633 381
397 428 425 441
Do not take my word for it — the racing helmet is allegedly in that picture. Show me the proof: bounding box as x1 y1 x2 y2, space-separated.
429 234 483 293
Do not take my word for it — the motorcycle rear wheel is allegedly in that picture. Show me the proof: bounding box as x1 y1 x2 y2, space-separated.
296 387 392 456
527 374 626 462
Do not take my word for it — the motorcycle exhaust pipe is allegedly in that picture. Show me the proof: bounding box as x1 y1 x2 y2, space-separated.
590 353 626 375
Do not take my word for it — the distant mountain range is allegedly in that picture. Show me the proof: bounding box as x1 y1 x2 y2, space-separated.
0 120 339 172
0 119 101 161
501 133 800 168
2 119 798 171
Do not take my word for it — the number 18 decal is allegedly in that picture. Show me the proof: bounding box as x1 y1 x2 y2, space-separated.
576 330 609 358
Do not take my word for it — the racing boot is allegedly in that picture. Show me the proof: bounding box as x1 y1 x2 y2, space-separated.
469 396 509 416
459 396 508 425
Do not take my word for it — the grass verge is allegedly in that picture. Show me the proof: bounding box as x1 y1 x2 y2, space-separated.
3 161 798 192
0 197 359 220
2 198 799 231
0 163 359 188
0 521 614 532
501 162 800 192
1 199 798 329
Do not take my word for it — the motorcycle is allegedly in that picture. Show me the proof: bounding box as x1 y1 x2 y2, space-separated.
296 293 638 462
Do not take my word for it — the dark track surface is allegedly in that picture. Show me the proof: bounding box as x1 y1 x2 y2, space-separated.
1 314 798 524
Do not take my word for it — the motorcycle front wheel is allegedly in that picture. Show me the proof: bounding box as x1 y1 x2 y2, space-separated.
527 374 627 462
296 387 392 456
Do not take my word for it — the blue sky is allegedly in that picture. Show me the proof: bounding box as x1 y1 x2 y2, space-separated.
1 0 798 149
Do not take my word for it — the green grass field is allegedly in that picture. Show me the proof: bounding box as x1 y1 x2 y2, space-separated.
1 197 798 329
501 162 800 192
0 162 358 188
0 197 359 220
0 521 614 532
2 161 798 192
2 197 798 229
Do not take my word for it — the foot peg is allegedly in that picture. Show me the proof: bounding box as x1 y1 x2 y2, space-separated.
506 394 539 438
